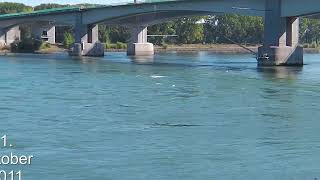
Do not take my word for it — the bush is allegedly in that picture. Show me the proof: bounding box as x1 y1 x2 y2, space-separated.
100 31 110 43
105 43 112 49
10 38 43 53
311 41 318 48
105 42 127 49
45 43 51 48
39 42 51 50
63 32 74 48
303 43 309 48
116 42 127 49
161 42 169 49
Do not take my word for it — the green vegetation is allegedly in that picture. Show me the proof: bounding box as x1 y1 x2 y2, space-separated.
0 2 32 14
204 15 263 44
10 39 43 53
99 25 110 44
300 18 320 48
39 42 51 49
105 42 127 49
63 32 74 48
99 15 263 46
148 22 175 45
10 38 51 53
33 3 101 10
175 17 204 44
116 42 127 49
105 26 131 43
161 42 169 49
34 3 67 11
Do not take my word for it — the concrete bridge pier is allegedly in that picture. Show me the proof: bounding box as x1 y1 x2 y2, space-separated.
258 0 303 66
31 23 55 44
0 26 20 48
69 23 104 57
127 26 154 56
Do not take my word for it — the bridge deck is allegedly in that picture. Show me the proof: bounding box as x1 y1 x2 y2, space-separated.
0 0 184 20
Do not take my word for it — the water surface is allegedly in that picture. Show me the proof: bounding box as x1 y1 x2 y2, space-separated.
0 52 319 180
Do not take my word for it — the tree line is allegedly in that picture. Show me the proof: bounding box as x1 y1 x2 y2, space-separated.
0 2 320 48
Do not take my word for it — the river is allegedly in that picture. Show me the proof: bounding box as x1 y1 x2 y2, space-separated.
0 52 319 180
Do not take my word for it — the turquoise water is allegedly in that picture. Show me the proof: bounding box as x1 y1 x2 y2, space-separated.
0 52 320 180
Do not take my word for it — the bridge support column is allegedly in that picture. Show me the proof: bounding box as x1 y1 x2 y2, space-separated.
0 26 20 47
258 0 303 66
127 26 154 56
69 23 104 57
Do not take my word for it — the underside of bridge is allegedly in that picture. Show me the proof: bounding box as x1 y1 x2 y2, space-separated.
0 26 20 47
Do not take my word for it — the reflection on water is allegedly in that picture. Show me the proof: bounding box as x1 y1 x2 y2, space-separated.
129 55 155 64
0 52 319 180
257 66 303 80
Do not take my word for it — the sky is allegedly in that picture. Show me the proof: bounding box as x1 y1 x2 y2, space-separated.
0 0 132 6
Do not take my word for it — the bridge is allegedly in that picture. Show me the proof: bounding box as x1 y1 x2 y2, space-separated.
0 0 318 66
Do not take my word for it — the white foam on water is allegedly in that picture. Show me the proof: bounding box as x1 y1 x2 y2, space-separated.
151 75 166 79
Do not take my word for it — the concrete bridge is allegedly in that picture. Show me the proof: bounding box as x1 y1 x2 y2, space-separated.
0 0 319 66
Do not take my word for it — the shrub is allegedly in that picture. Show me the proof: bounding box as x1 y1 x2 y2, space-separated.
10 38 42 53
63 32 74 48
303 44 309 48
39 42 51 50
161 42 168 49
116 42 127 49
100 31 110 43
311 41 317 48
105 43 112 49
45 43 51 48
105 42 127 49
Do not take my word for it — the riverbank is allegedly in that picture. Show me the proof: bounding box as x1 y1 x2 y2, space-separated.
156 44 258 54
105 44 259 54
107 44 320 54
2 44 320 55
35 45 67 54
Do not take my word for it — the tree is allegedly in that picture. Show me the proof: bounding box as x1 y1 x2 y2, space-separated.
148 22 176 45
174 17 204 44
34 3 67 11
98 25 110 43
63 32 74 48
204 15 263 44
0 2 32 14
300 18 320 45
107 26 130 43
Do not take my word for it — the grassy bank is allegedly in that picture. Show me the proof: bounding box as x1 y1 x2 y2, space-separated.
155 44 259 54
154 44 320 54
3 43 320 54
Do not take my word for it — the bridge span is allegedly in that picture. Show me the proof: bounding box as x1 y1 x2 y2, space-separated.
0 0 319 66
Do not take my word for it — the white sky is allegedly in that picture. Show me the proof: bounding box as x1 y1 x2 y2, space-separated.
0 0 133 6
